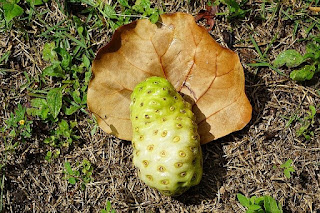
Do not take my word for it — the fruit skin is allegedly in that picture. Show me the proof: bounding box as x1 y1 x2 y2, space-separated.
130 76 203 196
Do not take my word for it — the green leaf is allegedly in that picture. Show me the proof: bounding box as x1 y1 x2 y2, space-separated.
149 12 159 24
42 63 65 78
118 0 129 7
264 195 281 213
45 151 52 161
42 42 57 62
309 105 316 118
237 193 250 207
26 0 43 6
55 48 72 69
85 71 91 83
280 159 293 168
64 161 74 175
248 204 262 211
254 196 265 205
65 105 80 115
3 3 24 22
104 4 117 19
106 200 112 212
59 119 69 132
72 90 81 104
82 54 90 69
273 50 304 68
68 177 77 184
290 65 315 81
47 88 63 119
284 167 295 178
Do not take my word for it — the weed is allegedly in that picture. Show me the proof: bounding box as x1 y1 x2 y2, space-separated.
64 159 94 190
68 0 163 31
213 0 249 22
285 105 317 140
280 159 295 179
0 0 24 23
237 193 283 213
273 36 320 81
1 104 32 152
101 200 116 213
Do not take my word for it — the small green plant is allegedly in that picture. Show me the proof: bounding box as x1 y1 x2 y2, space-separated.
100 0 163 30
0 0 24 23
101 200 116 213
64 159 94 190
237 193 283 213
44 119 80 161
213 0 249 21
273 37 320 81
296 105 317 140
285 105 317 140
27 40 90 160
280 159 295 179
1 104 32 151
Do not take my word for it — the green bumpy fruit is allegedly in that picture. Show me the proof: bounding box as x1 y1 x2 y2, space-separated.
130 76 203 196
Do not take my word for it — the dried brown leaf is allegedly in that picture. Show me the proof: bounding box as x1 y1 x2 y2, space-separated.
87 12 252 144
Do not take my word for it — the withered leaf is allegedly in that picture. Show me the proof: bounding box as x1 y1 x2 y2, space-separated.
87 12 252 144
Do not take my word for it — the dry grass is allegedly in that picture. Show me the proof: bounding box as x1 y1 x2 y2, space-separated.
1 0 319 212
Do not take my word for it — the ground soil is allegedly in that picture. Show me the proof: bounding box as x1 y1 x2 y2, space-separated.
1 0 319 212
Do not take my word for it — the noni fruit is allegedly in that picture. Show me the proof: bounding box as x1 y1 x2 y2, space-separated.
130 76 203 196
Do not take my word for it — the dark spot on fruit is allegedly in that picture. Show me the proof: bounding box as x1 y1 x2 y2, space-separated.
191 174 197 181
173 136 180 142
162 87 167 91
158 166 165 172
162 117 167 122
147 90 152 94
163 97 167 101
180 109 186 114
153 130 158 135
160 150 166 157
170 106 175 111
161 179 169 185
132 142 136 149
139 135 144 141
174 162 183 168
145 114 150 119
192 135 198 140
155 109 160 113
132 98 136 103
147 145 154 151
139 87 143 91
135 116 138 120
179 151 186 157
190 146 197 154
174 96 178 100
146 175 153 181
192 158 197 165
140 102 144 107
176 123 183 129
153 81 159 84
161 130 167 137
142 160 149 167
180 172 186 177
